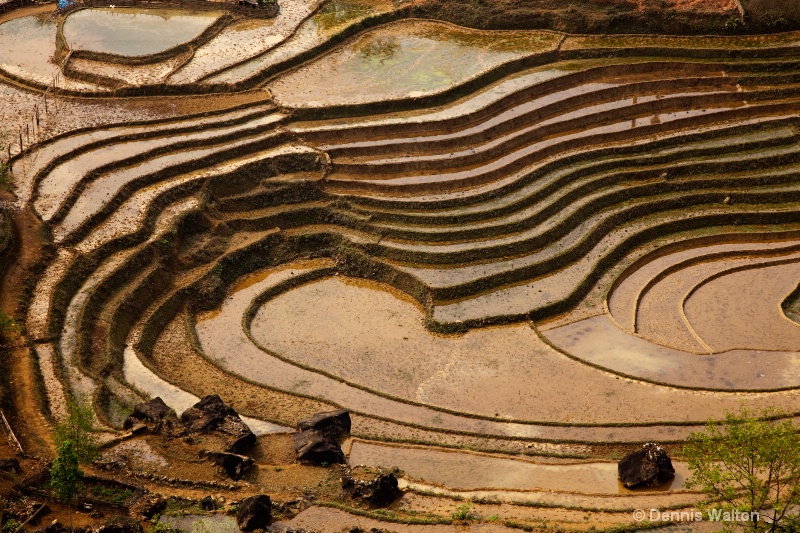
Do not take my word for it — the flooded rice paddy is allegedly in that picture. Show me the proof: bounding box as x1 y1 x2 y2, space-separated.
62 8 222 56
206 0 397 84
348 441 690 493
0 14 59 84
269 20 563 107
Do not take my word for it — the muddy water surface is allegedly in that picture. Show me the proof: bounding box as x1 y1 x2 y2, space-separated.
208 0 396 84
63 8 221 56
248 275 800 422
270 20 562 107
685 259 800 352
168 0 317 83
348 441 689 494
543 313 800 389
0 14 59 84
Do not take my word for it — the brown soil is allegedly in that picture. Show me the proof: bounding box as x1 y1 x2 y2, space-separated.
0 200 53 458
150 310 332 427
411 0 748 34
0 78 271 154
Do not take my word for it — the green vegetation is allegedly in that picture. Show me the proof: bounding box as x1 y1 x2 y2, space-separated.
54 395 99 464
91 485 133 505
2 519 21 533
683 408 800 532
50 440 84 531
0 311 19 344
451 502 473 521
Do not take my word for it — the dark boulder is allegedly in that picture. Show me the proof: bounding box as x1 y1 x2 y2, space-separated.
236 495 271 531
618 442 675 488
0 457 21 473
123 397 185 438
200 496 216 511
200 450 254 480
297 409 351 440
342 466 402 507
181 395 238 433
293 430 344 465
123 398 172 429
181 395 255 453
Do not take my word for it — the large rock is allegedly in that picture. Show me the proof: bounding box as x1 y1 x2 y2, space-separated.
181 395 255 453
200 496 216 511
236 495 271 531
342 466 402 507
201 450 254 480
181 394 237 432
618 442 675 488
123 398 172 428
123 397 184 438
297 409 351 440
293 430 345 465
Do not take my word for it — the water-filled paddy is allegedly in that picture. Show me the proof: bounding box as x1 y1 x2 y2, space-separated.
168 0 317 83
207 0 396 84
245 274 800 423
269 19 563 107
62 8 222 57
0 14 58 84
349 441 690 494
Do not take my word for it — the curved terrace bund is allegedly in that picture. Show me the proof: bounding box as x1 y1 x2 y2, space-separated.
9 4 800 529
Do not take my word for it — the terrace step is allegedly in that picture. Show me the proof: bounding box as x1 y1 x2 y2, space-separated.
326 114 800 211
424 202 800 325
351 126 800 239
37 112 286 223
52 127 290 244
12 102 277 207
323 98 800 196
318 75 737 158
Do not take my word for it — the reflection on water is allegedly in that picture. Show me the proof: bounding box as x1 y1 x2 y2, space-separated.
62 8 221 56
312 0 376 32
0 15 59 83
206 0 395 84
269 20 563 107
358 35 399 63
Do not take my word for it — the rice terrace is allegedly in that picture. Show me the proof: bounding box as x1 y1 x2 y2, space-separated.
4 0 800 530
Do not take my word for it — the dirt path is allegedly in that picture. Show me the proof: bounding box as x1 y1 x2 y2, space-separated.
0 200 54 458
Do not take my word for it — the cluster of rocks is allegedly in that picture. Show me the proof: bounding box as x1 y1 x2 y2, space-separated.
114 397 402 530
123 395 255 454
618 442 675 488
123 395 257 480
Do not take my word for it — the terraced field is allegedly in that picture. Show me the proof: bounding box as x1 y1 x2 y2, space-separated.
7 2 800 530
